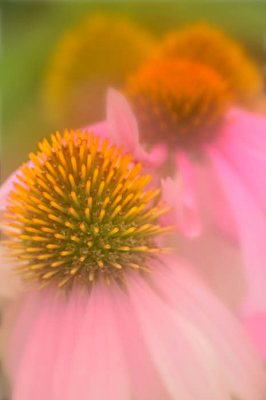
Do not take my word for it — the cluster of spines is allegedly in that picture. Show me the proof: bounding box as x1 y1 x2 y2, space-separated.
5 130 170 290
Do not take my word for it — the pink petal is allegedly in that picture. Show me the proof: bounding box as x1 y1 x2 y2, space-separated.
107 88 140 154
190 156 238 242
0 171 25 299
216 109 266 208
10 290 63 400
161 152 201 238
138 142 167 170
128 271 227 399
0 246 23 300
218 108 266 150
52 290 87 399
177 223 246 311
8 287 131 400
6 265 266 400
5 291 51 380
207 146 266 313
150 256 266 400
107 88 166 168
66 284 130 400
84 121 108 140
106 284 170 400
244 313 266 359
0 170 19 217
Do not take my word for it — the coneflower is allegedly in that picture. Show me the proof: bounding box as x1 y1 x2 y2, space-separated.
125 52 266 314
0 92 265 400
156 23 263 105
42 14 155 127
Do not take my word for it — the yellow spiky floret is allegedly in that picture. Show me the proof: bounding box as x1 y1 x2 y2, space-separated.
4 131 170 290
126 58 231 146
157 23 263 105
42 14 155 128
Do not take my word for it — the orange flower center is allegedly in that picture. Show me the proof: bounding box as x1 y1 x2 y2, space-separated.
126 59 231 147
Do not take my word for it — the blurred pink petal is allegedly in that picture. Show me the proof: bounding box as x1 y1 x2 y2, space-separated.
161 175 201 238
7 287 131 400
177 223 246 311
244 313 266 360
162 108 266 315
175 151 202 236
63 285 131 400
0 246 23 301
154 259 265 399
215 108 266 208
190 156 238 242
2 94 266 400
107 88 140 153
85 121 108 139
0 175 24 300
207 146 266 313
5 256 266 400
104 93 266 315
0 171 20 218
107 89 166 168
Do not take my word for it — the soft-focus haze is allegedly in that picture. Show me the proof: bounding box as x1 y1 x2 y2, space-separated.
1 2 266 181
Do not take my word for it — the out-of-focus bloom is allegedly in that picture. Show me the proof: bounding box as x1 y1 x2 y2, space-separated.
126 59 231 146
1 91 265 400
42 14 155 128
156 23 263 106
126 56 266 314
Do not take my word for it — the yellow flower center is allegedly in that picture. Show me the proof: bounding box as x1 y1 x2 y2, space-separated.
5 131 170 290
43 14 155 127
126 59 231 146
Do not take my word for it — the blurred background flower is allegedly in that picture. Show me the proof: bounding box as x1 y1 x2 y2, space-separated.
42 13 155 129
2 1 266 183
125 58 231 145
155 23 264 106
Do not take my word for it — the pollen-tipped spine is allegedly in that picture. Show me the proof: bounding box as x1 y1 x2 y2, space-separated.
5 130 170 290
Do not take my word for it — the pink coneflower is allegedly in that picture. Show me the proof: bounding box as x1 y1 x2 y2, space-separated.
125 58 266 314
1 92 265 399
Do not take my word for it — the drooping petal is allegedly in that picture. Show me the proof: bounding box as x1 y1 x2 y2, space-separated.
107 88 141 153
207 146 266 313
108 284 170 400
4 292 51 380
150 256 266 400
190 155 238 242
107 88 166 168
216 108 266 208
7 286 131 400
51 290 87 400
5 262 266 400
9 290 62 400
170 150 242 316
128 272 228 400
66 284 131 400
177 223 246 311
